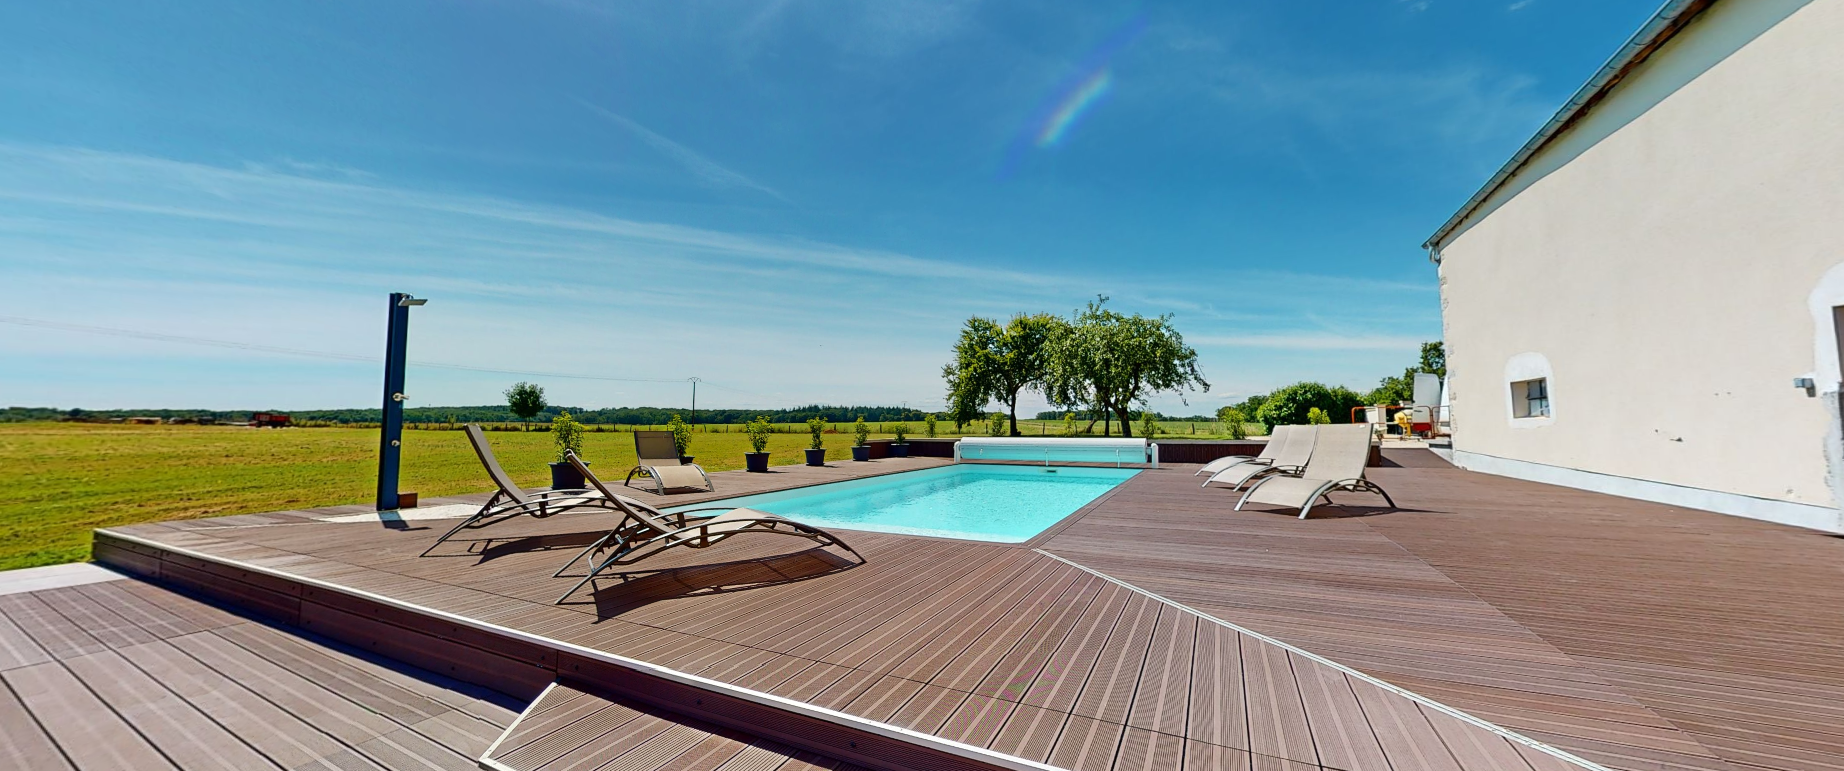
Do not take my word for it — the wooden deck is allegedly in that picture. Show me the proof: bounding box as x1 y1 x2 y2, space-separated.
73 449 1844 771
0 573 520 770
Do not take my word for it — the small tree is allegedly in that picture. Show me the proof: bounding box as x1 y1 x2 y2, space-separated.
1139 410 1157 438
745 415 772 453
505 382 546 430
924 414 938 438
667 414 692 457
1306 407 1331 425
853 417 870 447
987 412 1007 437
552 411 585 462
1217 407 1249 439
891 422 910 443
807 417 826 450
1062 411 1078 437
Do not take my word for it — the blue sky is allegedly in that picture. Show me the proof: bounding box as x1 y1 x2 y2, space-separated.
0 0 1661 415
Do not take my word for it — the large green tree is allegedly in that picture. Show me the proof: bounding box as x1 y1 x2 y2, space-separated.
942 313 1061 436
1043 298 1208 438
1364 341 1447 405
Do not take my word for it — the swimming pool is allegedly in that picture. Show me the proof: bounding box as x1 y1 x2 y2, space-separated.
668 465 1138 543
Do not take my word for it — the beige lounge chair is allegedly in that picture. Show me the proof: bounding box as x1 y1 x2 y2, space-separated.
422 425 617 556
1195 425 1301 480
623 430 714 494
1204 424 1315 491
1237 423 1394 518
554 452 861 603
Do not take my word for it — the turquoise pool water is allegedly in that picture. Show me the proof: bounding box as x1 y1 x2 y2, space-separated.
669 465 1139 543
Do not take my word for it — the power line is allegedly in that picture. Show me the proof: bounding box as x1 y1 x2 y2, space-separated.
1 314 697 386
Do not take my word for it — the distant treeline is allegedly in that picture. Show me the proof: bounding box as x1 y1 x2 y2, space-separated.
1032 409 1214 422
4 405 938 425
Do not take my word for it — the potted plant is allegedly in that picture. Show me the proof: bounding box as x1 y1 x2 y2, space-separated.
850 417 872 461
744 415 772 472
548 411 587 489
667 414 694 464
805 417 827 466
889 422 911 457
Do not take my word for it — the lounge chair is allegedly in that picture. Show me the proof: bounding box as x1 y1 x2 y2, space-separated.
421 425 618 556
624 430 714 494
1204 424 1316 490
1195 425 1302 479
1236 423 1394 518
554 452 861 603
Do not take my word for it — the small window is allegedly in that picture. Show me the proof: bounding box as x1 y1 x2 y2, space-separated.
1512 378 1550 419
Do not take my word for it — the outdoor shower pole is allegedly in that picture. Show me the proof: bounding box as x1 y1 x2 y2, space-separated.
376 293 426 511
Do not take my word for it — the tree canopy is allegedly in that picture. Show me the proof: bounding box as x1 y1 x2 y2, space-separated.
942 313 1060 435
1363 341 1446 405
504 382 547 429
1042 298 1208 438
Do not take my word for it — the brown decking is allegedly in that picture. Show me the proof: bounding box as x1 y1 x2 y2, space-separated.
0 575 519 770
75 449 1844 771
1043 449 1844 771
484 680 875 771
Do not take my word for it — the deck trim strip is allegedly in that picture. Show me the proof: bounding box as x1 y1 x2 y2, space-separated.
98 529 1061 771
1032 547 1612 771
479 679 558 771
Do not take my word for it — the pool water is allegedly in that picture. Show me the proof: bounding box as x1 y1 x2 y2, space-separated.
669 465 1139 543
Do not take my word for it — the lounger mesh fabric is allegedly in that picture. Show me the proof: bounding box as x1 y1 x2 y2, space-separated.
624 430 715 493
1195 425 1299 477
1239 423 1394 518
1205 426 1315 489
421 425 615 556
554 452 860 602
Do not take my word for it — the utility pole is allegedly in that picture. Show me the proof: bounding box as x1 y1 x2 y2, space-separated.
376 292 426 511
688 377 701 425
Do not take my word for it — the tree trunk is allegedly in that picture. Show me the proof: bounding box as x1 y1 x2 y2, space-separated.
1114 403 1135 438
1006 393 1020 437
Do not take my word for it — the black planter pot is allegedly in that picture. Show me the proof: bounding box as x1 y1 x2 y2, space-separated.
549 460 586 490
804 448 827 466
851 445 871 462
680 455 695 465
889 443 910 458
744 452 770 473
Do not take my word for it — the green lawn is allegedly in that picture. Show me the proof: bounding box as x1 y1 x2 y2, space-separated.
0 422 901 571
0 419 1262 571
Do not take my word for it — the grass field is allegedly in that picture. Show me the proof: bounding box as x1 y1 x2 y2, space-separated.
0 419 1260 571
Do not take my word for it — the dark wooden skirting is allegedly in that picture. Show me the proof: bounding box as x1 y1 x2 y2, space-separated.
92 531 1045 771
904 438 959 458
1152 441 1267 464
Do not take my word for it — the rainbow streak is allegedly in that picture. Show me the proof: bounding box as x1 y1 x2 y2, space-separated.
1036 68 1113 148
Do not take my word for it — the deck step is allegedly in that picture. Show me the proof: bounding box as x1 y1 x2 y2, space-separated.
483 679 868 771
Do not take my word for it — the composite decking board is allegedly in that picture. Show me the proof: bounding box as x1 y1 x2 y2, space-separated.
930 569 1095 695
1288 659 1390 771
1185 622 1250 757
4 660 179 770
115 639 357 770
0 675 75 770
970 575 1110 704
1126 605 1197 738
0 593 109 660
62 648 280 771
1035 454 1844 771
0 607 52 671
107 454 1844 771
881 558 1071 685
1239 634 1318 766
35 585 164 649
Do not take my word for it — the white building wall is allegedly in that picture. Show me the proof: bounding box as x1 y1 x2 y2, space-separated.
1436 0 1844 531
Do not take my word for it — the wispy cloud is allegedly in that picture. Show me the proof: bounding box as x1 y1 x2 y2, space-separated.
0 141 1436 411
1507 0 1535 10
573 97 787 201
